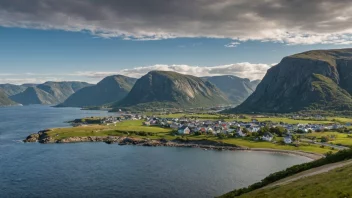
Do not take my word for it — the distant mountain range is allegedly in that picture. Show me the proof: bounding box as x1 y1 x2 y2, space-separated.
58 75 137 107
1 72 261 109
202 76 260 105
113 71 231 109
5 82 91 105
230 48 352 113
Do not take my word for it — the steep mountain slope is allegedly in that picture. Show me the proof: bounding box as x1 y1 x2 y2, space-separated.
0 84 26 96
202 75 260 105
113 71 230 109
231 48 352 113
10 82 91 105
10 87 58 105
58 75 137 107
0 89 17 106
37 81 92 103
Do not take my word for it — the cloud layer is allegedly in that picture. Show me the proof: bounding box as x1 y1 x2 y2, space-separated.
0 0 352 44
74 63 272 81
0 63 272 84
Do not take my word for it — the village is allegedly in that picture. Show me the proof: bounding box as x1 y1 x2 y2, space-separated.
97 113 350 145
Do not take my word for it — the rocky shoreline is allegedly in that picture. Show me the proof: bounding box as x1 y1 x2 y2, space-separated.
24 131 324 160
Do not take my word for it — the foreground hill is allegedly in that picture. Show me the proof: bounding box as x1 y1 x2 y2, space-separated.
0 84 26 96
10 81 91 105
232 161 352 198
202 75 260 105
113 71 231 109
58 75 137 107
231 48 352 113
0 89 17 106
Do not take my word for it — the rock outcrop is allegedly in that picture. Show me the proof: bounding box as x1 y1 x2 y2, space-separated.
230 48 352 113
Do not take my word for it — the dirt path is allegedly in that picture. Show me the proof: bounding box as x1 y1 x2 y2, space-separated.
264 159 352 189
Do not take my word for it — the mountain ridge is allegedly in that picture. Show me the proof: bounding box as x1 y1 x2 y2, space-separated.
113 70 231 109
229 48 352 113
58 75 137 107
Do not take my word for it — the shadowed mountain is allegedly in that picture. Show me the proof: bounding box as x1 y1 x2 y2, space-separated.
58 75 137 108
229 48 352 113
202 75 260 105
113 71 231 109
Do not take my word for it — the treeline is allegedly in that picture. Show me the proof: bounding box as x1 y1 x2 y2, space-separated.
220 149 352 198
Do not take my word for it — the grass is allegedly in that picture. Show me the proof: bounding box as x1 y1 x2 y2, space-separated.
305 132 352 147
47 120 173 140
45 119 335 154
237 164 352 198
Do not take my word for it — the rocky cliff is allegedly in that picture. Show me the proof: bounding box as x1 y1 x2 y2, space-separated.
231 48 352 113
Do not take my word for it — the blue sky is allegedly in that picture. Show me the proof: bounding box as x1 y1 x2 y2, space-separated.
1 0 352 84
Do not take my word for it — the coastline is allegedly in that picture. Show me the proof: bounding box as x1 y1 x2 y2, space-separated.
24 132 323 160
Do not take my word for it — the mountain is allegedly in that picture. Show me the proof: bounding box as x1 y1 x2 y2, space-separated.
231 48 352 113
0 89 16 106
113 71 231 109
10 87 58 105
58 75 137 107
10 82 91 105
36 81 92 103
202 75 260 105
0 84 26 96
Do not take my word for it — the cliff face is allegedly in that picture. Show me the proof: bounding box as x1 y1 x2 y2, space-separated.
114 71 230 108
231 48 352 113
58 75 137 107
202 75 260 105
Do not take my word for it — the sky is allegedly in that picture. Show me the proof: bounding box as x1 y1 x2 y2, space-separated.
1 0 352 84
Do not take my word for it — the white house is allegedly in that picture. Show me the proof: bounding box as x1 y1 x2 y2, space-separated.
284 136 292 144
237 128 246 137
262 133 274 142
178 126 190 135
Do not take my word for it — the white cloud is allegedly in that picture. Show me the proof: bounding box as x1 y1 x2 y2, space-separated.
0 63 273 84
0 0 352 45
225 42 240 48
73 63 271 81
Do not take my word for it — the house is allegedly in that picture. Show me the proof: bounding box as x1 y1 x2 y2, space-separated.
178 126 190 135
236 128 246 137
170 123 180 130
262 132 274 142
284 135 292 144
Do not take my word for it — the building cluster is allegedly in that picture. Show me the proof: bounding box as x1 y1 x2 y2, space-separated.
100 114 349 144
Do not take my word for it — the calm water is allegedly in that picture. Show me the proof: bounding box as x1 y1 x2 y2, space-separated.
0 105 311 198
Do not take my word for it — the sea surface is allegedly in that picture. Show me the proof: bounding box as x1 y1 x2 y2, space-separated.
0 105 311 198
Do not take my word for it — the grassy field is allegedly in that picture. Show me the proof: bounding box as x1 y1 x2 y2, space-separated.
146 113 352 124
46 119 335 154
305 132 352 147
47 120 173 140
237 164 352 198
